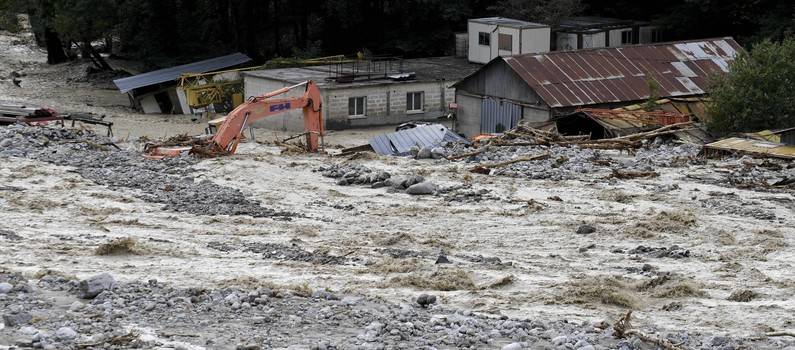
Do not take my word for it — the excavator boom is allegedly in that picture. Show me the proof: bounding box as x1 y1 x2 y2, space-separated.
147 80 323 158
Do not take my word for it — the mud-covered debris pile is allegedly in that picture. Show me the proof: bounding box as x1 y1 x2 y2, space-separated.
317 163 496 202
442 142 703 181
0 124 292 218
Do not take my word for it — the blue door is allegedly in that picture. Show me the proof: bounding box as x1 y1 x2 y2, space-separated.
481 98 521 133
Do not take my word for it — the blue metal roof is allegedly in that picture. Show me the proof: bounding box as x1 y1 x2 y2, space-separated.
113 53 252 93
369 124 470 156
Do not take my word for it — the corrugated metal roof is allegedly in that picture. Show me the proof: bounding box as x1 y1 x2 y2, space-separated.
113 53 252 93
369 124 469 156
502 38 741 108
705 137 795 159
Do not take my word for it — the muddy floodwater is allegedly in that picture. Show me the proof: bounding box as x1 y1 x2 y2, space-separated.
1 25 794 350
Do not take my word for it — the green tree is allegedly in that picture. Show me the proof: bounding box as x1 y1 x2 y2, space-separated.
707 37 795 133
488 0 584 24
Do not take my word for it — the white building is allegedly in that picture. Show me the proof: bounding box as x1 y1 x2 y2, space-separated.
242 57 480 131
466 17 551 64
553 17 662 51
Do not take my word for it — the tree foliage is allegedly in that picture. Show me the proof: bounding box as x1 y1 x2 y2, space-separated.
4 0 794 70
488 0 584 24
707 37 795 133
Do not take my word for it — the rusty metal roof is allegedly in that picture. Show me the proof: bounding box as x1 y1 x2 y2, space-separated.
503 37 741 108
705 137 795 159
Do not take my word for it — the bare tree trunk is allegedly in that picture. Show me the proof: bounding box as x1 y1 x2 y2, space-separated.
44 27 68 64
272 0 280 55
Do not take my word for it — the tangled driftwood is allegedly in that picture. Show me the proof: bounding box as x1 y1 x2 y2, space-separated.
613 311 686 350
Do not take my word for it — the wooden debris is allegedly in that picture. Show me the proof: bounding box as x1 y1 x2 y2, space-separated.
470 121 698 151
447 147 487 160
609 169 660 179
612 311 686 350
468 152 550 173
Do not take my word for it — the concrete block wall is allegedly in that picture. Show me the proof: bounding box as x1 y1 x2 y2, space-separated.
322 81 454 130
245 75 457 131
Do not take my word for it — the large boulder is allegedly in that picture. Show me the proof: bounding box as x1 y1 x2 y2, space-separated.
78 273 115 299
406 182 438 195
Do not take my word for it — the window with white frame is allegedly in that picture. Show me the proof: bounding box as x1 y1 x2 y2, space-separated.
348 96 366 117
478 32 490 46
406 92 424 112
621 30 633 45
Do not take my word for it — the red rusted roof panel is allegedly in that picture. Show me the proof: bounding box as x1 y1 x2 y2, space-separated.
503 37 740 108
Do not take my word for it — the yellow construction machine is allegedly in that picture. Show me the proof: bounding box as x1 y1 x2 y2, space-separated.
179 55 353 113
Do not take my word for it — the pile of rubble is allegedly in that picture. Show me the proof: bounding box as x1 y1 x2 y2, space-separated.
0 124 293 218
316 164 497 202
2 270 781 350
441 142 703 181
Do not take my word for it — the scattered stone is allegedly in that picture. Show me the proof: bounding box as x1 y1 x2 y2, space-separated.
628 245 690 259
435 255 451 264
78 273 115 299
576 225 596 235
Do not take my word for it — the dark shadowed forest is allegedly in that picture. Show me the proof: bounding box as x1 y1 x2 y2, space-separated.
1 0 793 68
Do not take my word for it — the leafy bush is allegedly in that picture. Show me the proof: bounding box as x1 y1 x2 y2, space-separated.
708 37 795 134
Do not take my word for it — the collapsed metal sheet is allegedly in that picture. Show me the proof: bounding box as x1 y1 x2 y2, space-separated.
369 124 469 156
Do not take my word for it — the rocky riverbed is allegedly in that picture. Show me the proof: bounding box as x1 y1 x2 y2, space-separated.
3 269 790 350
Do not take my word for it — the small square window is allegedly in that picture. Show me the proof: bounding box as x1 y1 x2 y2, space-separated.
621 30 633 45
498 33 512 51
348 96 366 117
478 32 490 46
406 92 424 112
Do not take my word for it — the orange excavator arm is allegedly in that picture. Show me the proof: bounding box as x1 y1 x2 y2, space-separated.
147 80 323 158
212 80 323 154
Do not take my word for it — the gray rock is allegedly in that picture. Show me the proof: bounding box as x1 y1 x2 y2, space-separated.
0 282 12 294
2 312 32 327
416 147 433 159
502 342 523 350
78 273 115 299
68 301 84 312
55 327 77 340
431 147 446 159
406 182 438 195
551 335 568 346
435 255 451 264
576 225 596 235
416 294 437 307
577 346 595 350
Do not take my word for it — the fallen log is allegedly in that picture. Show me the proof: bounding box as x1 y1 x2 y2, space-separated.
469 152 550 173
609 169 660 179
613 311 685 350
447 147 487 160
